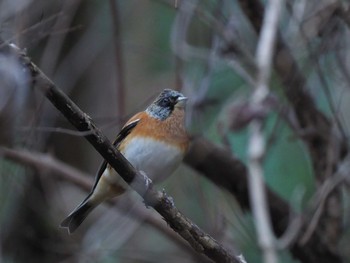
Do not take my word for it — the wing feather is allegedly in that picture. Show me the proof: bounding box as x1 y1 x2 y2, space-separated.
89 118 140 194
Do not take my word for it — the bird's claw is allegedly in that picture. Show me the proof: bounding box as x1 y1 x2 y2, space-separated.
140 170 153 189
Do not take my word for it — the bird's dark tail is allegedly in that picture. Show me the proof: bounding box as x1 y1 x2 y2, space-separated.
60 200 96 234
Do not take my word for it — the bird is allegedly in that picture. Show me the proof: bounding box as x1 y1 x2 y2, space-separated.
60 89 189 234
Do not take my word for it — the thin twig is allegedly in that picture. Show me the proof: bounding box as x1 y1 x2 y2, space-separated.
248 0 284 263
40 0 82 76
0 13 63 49
109 0 126 128
19 117 122 137
169 0 256 85
300 154 350 244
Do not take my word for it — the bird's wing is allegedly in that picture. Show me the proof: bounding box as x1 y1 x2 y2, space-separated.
89 117 141 193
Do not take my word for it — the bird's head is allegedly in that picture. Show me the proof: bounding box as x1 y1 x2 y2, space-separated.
146 89 187 120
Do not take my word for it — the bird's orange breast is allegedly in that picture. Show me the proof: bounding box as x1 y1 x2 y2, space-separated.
119 108 189 153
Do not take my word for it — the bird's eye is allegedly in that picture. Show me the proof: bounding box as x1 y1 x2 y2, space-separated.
160 97 171 107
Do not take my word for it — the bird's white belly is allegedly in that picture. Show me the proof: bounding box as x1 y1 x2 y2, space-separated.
122 137 183 182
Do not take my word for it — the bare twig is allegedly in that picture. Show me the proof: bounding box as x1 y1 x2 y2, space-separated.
0 147 90 185
300 154 350 244
39 0 82 76
170 0 256 86
0 13 63 49
276 214 303 249
19 121 118 137
109 0 126 127
247 0 284 263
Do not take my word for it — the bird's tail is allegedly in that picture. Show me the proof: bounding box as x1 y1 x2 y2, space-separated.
60 199 96 234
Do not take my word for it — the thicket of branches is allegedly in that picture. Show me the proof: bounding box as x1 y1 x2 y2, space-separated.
1 1 350 263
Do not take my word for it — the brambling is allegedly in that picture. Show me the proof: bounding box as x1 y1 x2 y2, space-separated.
60 89 189 233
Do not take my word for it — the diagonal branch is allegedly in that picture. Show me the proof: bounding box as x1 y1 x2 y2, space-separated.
0 146 210 262
1 42 243 263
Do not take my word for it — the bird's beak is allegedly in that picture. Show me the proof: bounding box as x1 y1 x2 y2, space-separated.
175 96 188 108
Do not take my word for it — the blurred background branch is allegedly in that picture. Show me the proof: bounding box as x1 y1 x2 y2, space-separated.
247 0 284 262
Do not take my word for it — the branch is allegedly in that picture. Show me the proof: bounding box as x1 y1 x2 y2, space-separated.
247 0 284 262
2 43 243 263
109 0 126 125
0 146 211 262
184 137 290 233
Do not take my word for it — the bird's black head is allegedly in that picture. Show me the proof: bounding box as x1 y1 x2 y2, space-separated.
146 89 187 120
